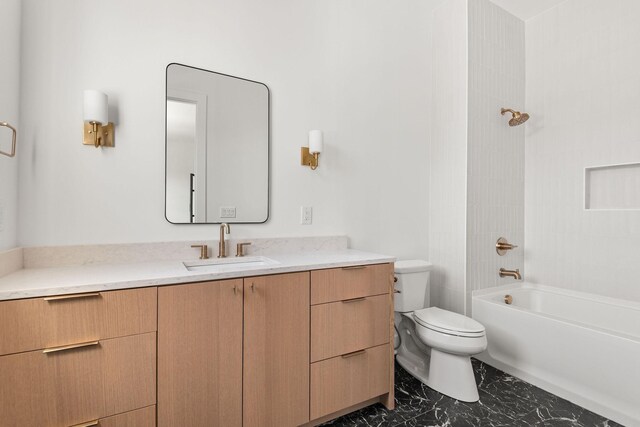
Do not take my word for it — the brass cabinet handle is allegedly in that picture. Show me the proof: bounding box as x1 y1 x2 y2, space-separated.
341 349 366 358
341 266 366 270
233 285 238 295
44 292 101 302
341 297 366 303
251 283 256 293
70 421 99 427
43 340 100 354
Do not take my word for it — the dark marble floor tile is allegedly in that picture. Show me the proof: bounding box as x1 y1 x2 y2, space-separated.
519 406 624 427
322 359 620 427
477 374 560 419
399 400 520 427
472 358 510 389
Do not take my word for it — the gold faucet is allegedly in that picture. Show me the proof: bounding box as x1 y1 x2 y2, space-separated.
236 242 252 257
499 268 522 280
218 223 231 258
191 244 209 259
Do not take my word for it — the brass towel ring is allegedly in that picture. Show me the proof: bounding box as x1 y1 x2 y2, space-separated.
0 121 17 158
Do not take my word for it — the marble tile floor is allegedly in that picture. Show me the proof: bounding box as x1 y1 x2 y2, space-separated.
321 359 622 427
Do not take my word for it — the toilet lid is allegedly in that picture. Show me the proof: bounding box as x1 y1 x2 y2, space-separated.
414 307 485 334
395 260 433 274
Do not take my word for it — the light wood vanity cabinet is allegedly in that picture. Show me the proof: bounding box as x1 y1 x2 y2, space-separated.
243 273 310 427
0 287 157 356
158 272 310 427
308 264 395 423
0 262 393 427
158 279 244 427
0 289 157 427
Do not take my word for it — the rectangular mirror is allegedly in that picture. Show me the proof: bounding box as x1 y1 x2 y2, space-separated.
165 63 269 224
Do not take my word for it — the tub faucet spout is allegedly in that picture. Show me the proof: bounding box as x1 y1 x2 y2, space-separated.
499 268 521 280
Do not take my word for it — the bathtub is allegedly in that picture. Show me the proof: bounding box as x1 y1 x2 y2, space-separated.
472 283 640 426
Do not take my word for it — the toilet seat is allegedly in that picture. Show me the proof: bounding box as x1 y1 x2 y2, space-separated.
414 307 485 338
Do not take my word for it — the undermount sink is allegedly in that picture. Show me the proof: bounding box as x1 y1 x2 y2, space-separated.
183 256 278 272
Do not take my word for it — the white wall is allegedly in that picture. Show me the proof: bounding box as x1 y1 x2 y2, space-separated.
429 0 468 314
17 0 439 261
0 0 21 251
466 0 524 314
525 0 640 302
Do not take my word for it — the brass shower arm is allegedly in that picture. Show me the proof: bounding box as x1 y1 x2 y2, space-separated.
501 108 516 116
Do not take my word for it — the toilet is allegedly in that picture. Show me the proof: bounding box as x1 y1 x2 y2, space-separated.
394 260 487 402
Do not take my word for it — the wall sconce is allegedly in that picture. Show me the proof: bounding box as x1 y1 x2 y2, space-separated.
301 130 323 170
83 90 114 148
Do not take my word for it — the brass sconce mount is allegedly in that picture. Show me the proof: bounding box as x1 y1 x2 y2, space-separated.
83 122 114 148
301 147 319 170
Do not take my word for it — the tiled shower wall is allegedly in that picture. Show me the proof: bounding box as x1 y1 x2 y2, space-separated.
466 0 525 314
430 0 524 315
429 0 468 314
525 1 640 302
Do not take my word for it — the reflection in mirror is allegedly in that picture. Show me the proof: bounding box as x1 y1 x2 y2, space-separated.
165 64 269 224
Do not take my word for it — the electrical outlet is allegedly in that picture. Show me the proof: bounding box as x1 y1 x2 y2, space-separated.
220 207 236 218
300 206 312 225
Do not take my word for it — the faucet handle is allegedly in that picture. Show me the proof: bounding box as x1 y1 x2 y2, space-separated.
496 237 518 256
191 244 209 260
236 242 252 257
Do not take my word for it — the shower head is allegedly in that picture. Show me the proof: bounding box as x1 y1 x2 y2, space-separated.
501 108 529 127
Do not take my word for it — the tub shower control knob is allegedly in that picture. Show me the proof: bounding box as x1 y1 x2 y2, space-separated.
496 237 518 256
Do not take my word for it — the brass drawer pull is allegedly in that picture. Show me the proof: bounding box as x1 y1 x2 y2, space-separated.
43 340 100 354
44 292 101 302
70 421 99 427
341 266 366 270
341 349 366 358
341 297 366 303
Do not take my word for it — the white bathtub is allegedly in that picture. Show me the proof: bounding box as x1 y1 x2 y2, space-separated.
472 283 640 426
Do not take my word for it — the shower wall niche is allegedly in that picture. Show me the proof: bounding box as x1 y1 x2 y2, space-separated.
585 162 640 210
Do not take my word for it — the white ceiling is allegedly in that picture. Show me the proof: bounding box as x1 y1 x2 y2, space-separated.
488 0 568 21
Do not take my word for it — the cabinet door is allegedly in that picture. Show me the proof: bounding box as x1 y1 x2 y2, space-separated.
243 272 310 427
158 280 243 427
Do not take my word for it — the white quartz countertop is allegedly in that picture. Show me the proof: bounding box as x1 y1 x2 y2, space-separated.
0 250 395 301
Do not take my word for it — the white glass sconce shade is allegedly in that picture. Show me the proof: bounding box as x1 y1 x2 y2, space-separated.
308 130 323 154
83 90 108 124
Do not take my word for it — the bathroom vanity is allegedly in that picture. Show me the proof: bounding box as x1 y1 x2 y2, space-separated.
0 247 394 427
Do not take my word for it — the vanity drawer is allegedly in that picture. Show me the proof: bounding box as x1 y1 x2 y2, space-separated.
0 332 157 427
311 263 393 305
311 294 390 362
100 405 156 427
0 287 157 355
310 343 390 420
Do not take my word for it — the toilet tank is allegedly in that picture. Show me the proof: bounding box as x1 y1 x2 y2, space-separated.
394 260 433 313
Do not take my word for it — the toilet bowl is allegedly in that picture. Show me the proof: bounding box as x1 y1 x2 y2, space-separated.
394 260 487 402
